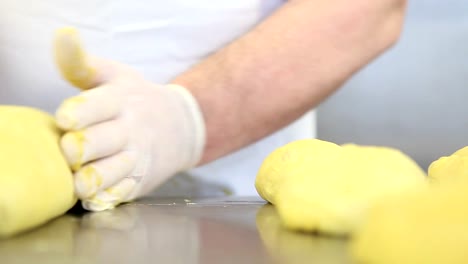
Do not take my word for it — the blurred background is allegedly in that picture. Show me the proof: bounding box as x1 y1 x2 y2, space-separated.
317 0 468 170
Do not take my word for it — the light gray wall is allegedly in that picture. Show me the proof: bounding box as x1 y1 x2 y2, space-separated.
317 0 468 170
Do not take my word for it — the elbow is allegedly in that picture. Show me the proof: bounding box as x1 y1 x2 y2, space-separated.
348 0 409 53
378 0 408 50
288 0 408 50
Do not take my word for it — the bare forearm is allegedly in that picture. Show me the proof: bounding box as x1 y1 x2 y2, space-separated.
172 0 407 164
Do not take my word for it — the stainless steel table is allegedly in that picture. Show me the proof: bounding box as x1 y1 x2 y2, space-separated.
0 196 352 264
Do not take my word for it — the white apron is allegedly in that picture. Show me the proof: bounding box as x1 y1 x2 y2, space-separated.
0 0 316 197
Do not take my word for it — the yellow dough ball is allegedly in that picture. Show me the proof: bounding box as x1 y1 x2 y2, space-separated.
0 106 76 238
428 146 468 183
255 139 427 235
255 139 342 205
452 146 468 157
350 180 468 264
350 145 468 264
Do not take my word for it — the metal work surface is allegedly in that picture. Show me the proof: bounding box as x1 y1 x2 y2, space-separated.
0 196 352 264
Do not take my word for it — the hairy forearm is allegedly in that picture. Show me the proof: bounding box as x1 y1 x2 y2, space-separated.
172 0 407 165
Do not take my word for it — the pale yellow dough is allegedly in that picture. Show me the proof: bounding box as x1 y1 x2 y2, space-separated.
350 180 468 264
428 146 468 183
255 139 426 235
350 145 468 264
0 106 76 238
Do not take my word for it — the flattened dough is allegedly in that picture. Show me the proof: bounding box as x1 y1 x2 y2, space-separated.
0 106 76 238
255 139 426 235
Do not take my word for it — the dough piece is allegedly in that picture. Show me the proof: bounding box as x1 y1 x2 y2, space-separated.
350 180 468 264
255 139 426 235
255 139 341 205
0 106 76 238
428 146 468 183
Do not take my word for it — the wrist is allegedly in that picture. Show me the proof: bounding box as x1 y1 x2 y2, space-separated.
166 84 206 169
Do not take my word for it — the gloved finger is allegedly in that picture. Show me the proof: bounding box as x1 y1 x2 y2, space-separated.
74 151 137 199
55 85 122 130
54 27 100 90
81 178 137 211
54 27 138 90
61 119 128 171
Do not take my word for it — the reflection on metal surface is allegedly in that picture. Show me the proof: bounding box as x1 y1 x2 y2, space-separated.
137 196 266 207
256 204 353 264
0 216 86 264
0 205 199 264
0 197 353 264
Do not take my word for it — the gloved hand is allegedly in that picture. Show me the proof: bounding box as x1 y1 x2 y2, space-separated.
53 27 206 211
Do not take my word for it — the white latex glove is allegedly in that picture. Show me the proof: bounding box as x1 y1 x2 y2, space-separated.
54 27 205 211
